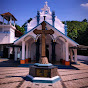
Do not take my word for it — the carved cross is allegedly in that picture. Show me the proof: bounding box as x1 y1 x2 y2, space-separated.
33 21 54 57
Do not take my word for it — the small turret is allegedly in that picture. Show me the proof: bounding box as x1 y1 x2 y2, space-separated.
37 11 40 25
52 11 55 26
24 23 27 34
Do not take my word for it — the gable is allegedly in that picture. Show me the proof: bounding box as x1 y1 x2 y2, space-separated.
14 21 79 46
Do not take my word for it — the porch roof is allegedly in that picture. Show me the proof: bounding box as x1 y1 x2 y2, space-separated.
1 12 17 21
14 21 79 46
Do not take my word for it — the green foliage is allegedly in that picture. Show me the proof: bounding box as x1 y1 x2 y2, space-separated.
64 19 88 56
66 20 88 45
15 18 32 34
82 19 88 22
15 24 25 34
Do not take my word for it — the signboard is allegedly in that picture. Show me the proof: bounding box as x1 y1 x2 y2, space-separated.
36 68 50 77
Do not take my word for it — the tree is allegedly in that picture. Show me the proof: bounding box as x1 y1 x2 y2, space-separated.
65 20 88 56
82 19 87 22
15 24 25 34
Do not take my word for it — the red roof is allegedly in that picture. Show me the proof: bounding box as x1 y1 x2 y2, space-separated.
1 12 17 21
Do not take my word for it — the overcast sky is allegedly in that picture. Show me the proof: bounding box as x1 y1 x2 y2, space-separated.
0 0 88 26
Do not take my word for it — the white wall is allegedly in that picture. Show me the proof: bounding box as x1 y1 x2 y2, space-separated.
10 27 17 43
0 25 18 44
0 26 10 44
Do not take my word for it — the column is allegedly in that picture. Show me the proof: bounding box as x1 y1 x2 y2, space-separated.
62 43 65 64
35 39 40 63
25 42 29 63
21 40 25 64
10 16 12 25
70 49 73 62
74 49 77 63
14 47 17 61
20 48 22 60
28 44 31 62
14 20 15 27
52 41 56 64
65 41 70 65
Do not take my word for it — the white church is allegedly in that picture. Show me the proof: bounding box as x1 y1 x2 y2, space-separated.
1 2 87 66
13 2 79 66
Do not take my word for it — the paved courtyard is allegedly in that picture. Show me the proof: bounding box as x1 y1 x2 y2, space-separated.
0 59 88 88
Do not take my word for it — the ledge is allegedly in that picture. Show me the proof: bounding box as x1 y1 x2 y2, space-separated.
26 75 61 83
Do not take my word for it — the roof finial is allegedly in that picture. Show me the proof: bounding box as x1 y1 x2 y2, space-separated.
45 1 48 6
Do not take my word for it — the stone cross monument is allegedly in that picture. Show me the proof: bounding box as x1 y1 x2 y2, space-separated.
33 21 54 64
28 21 59 82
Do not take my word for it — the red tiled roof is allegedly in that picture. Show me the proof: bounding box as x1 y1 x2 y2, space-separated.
1 12 17 21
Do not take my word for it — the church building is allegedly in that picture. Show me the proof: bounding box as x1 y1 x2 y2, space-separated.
14 2 79 66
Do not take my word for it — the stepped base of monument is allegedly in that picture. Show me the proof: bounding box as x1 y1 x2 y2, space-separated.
29 64 58 78
28 63 60 83
26 75 60 83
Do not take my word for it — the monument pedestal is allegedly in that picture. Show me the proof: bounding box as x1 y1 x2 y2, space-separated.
27 63 60 83
29 64 58 78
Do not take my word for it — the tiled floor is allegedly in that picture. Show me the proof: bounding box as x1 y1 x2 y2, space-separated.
0 59 88 88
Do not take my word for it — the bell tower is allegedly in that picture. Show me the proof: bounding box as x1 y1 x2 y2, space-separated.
41 1 51 15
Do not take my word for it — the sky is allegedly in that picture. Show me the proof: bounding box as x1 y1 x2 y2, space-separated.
0 0 88 26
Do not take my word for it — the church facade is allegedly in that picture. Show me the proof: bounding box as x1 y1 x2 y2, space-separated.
14 2 78 66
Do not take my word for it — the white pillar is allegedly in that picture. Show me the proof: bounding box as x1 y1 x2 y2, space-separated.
26 42 29 59
14 47 18 61
74 49 77 63
70 49 73 61
22 40 25 60
65 42 69 61
20 48 22 59
10 16 12 25
14 20 15 27
63 44 65 60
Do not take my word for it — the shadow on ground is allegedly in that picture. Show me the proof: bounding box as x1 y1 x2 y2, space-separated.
0 59 20 67
6 75 32 82
0 59 79 70
78 59 88 65
18 64 79 70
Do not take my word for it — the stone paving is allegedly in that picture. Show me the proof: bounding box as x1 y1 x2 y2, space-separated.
0 59 88 88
